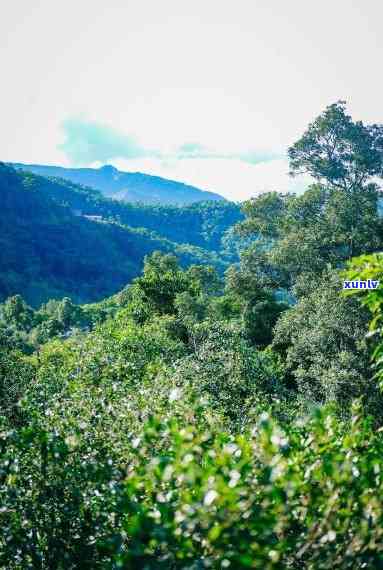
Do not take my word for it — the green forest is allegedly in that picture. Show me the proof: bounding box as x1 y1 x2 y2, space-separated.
3 102 383 568
0 163 243 306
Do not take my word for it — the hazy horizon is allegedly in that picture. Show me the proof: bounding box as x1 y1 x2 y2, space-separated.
1 0 382 199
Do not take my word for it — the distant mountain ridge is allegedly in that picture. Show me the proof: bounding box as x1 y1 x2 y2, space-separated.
9 163 225 205
0 163 228 306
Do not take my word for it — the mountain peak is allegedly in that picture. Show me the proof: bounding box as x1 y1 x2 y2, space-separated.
99 164 118 173
9 162 226 205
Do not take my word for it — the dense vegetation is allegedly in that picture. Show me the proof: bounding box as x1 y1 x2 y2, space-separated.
2 102 383 568
0 164 239 306
10 169 243 252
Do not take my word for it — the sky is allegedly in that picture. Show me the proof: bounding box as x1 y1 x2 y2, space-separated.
1 0 382 200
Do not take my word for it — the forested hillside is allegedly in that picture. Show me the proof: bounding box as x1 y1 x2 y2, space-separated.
0 163 227 306
10 163 225 204
3 102 383 568
8 169 243 251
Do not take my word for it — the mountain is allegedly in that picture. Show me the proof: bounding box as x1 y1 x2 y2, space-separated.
9 163 225 205
14 170 243 252
0 163 226 306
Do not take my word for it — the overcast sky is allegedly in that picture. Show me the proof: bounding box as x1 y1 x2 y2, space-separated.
1 0 382 200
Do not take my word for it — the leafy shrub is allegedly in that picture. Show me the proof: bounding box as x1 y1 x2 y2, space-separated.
3 405 383 568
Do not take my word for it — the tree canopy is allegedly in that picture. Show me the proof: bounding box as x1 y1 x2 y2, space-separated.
3 102 383 567
288 100 383 190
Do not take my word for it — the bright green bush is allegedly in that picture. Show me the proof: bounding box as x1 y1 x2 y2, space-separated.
2 405 383 568
4 241 383 568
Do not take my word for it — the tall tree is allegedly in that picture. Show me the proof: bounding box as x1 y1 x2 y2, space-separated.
236 103 383 287
288 101 383 191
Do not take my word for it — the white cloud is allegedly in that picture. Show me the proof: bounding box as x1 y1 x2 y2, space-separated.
57 117 282 167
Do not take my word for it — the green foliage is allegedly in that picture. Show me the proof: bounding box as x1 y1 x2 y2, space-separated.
226 261 288 346
345 253 383 391
237 184 383 288
11 165 243 251
3 102 383 567
0 293 104 353
0 252 382 567
272 270 380 416
2 295 34 328
0 349 35 424
171 322 287 425
115 406 383 569
238 191 285 239
130 252 192 317
288 100 383 190
3 399 383 568
0 163 230 306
